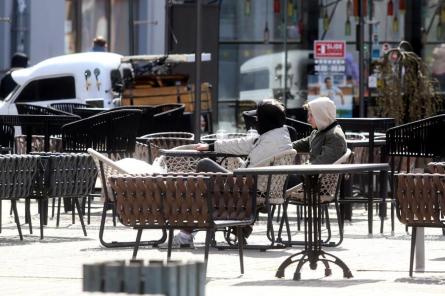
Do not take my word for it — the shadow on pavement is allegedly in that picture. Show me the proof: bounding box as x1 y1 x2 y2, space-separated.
233 278 382 287
0 235 93 246
395 276 445 285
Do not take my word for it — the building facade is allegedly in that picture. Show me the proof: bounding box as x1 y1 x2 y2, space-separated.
1 0 444 130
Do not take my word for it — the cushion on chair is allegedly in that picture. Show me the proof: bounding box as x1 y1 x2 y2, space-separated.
115 158 166 174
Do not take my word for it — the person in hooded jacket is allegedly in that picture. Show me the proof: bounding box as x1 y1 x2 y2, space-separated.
172 98 293 247
0 52 28 99
293 96 346 164
285 96 347 191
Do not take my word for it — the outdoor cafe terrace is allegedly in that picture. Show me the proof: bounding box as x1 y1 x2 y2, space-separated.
0 104 444 295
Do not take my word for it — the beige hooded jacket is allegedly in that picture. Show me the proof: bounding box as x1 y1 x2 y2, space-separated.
292 97 347 164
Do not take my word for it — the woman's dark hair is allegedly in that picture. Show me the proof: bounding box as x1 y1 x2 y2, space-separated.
256 99 286 134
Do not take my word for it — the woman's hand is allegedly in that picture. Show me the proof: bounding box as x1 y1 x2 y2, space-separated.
195 143 209 151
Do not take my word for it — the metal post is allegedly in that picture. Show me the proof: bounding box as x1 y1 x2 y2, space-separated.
194 0 202 142
283 1 288 108
358 0 365 117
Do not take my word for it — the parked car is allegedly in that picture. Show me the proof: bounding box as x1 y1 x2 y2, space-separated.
0 52 126 115
239 50 311 108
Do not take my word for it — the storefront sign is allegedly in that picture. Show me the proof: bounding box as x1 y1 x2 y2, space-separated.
314 40 346 59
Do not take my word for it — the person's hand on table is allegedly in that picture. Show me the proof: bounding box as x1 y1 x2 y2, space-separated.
195 143 209 151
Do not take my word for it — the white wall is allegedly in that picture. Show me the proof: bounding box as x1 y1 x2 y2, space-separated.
28 0 65 65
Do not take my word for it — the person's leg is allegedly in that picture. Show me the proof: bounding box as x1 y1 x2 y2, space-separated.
174 158 230 246
196 158 230 173
287 174 303 189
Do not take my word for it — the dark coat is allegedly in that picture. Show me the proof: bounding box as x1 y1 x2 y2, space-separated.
292 122 347 164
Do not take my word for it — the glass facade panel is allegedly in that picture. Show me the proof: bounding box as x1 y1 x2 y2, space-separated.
81 0 108 52
110 0 129 55
65 0 76 54
218 0 304 130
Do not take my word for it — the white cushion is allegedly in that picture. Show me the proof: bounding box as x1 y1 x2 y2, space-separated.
115 158 165 174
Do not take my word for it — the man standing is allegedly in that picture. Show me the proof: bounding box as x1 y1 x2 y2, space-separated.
91 36 108 52
0 53 28 99
322 76 345 106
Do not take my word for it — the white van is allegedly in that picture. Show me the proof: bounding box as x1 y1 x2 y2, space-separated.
239 50 311 108
0 52 124 115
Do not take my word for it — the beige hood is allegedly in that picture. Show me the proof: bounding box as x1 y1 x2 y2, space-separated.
308 96 337 130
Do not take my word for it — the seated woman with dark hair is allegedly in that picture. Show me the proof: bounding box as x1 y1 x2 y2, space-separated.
173 98 293 247
195 98 293 171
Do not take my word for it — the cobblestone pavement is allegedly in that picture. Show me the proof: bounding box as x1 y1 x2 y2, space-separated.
0 199 444 295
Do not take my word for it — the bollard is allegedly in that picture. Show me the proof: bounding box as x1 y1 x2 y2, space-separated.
186 260 197 296
124 260 143 294
83 259 205 295
175 261 188 296
83 263 103 292
196 261 206 296
103 261 125 293
162 261 178 296
142 260 163 294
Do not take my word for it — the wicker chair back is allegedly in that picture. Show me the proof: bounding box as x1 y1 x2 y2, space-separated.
62 109 142 158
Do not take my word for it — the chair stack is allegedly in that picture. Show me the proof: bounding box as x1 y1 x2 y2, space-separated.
32 153 98 239
0 155 40 240
62 109 142 158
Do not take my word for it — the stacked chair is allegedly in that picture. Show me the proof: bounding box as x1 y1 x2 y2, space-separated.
31 153 97 239
62 109 142 159
49 102 91 117
0 155 40 240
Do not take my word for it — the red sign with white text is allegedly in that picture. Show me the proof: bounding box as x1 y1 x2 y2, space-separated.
314 40 346 59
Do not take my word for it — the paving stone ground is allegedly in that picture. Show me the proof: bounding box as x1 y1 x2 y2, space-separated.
0 199 444 295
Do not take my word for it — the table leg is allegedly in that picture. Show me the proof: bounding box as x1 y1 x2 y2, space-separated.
275 175 353 280
415 227 425 271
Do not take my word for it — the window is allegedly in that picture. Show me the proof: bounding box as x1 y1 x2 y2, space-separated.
240 69 269 92
16 76 76 103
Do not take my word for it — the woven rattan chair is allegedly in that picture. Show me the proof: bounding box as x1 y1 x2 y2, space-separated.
200 133 247 144
285 117 312 141
153 145 245 176
62 109 142 158
0 123 14 153
14 103 80 154
137 132 195 163
111 105 156 136
247 149 297 248
279 148 353 247
152 103 186 133
87 148 167 248
0 155 40 240
109 172 257 274
30 153 98 239
386 114 445 233
49 102 91 115
395 163 445 276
